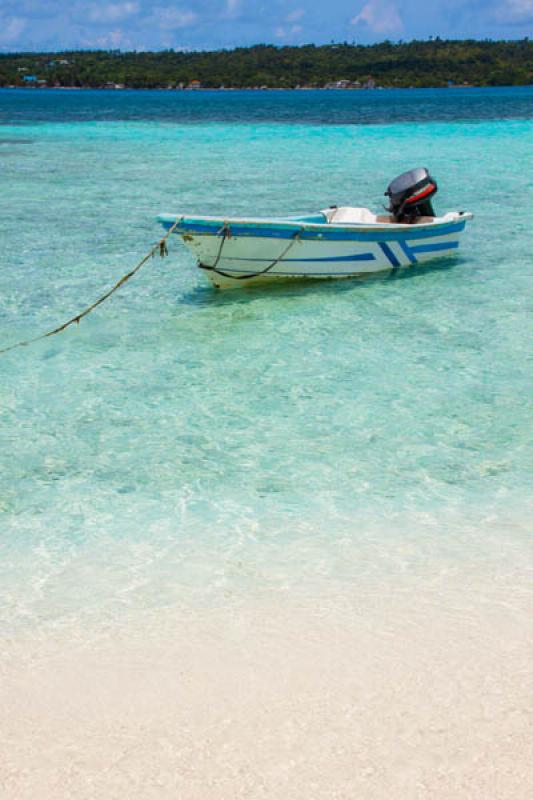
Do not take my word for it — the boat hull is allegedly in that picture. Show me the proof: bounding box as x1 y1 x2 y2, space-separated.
158 212 472 289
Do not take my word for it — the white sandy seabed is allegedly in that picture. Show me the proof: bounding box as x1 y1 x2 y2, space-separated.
1 522 533 800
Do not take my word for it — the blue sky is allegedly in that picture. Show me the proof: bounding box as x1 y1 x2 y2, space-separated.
0 0 531 51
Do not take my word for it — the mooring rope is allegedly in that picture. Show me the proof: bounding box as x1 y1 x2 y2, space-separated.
0 217 183 356
198 225 302 281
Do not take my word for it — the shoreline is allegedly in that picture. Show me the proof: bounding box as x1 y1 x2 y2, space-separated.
2 84 528 91
2 507 532 798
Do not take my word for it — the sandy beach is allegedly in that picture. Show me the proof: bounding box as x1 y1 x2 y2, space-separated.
2 546 532 799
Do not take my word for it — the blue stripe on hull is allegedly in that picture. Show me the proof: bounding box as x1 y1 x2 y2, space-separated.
398 240 417 264
203 268 382 277
378 242 401 269
409 241 459 254
223 252 376 264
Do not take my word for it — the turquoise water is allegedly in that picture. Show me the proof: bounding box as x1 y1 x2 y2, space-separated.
0 90 532 633
2 86 532 124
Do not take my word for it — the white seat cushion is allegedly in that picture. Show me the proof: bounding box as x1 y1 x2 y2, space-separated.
322 206 377 225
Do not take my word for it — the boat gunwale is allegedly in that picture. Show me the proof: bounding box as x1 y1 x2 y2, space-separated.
157 212 472 242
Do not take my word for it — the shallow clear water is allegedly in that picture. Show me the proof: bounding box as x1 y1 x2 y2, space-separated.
0 88 532 797
1 91 532 618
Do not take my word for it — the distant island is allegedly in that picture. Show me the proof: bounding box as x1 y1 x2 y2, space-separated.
1 40 531 90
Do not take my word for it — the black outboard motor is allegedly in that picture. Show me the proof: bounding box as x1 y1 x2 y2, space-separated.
385 167 437 223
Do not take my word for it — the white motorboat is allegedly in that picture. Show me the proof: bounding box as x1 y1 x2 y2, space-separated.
158 168 473 289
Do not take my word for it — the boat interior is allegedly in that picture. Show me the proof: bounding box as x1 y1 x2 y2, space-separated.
287 207 438 226
323 206 438 225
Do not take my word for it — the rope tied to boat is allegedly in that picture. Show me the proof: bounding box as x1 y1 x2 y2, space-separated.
199 224 302 281
0 216 184 356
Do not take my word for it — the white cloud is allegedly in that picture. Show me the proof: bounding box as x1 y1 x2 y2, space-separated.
87 2 139 23
156 8 198 29
107 28 126 46
350 0 402 34
275 23 303 39
80 27 132 48
286 8 304 22
225 0 240 15
498 0 533 20
0 15 26 43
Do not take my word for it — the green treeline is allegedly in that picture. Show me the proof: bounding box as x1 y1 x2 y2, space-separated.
1 40 532 89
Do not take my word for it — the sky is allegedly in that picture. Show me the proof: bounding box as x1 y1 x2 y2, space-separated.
0 0 531 52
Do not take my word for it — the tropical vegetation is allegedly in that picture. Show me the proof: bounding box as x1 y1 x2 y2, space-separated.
0 39 531 89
